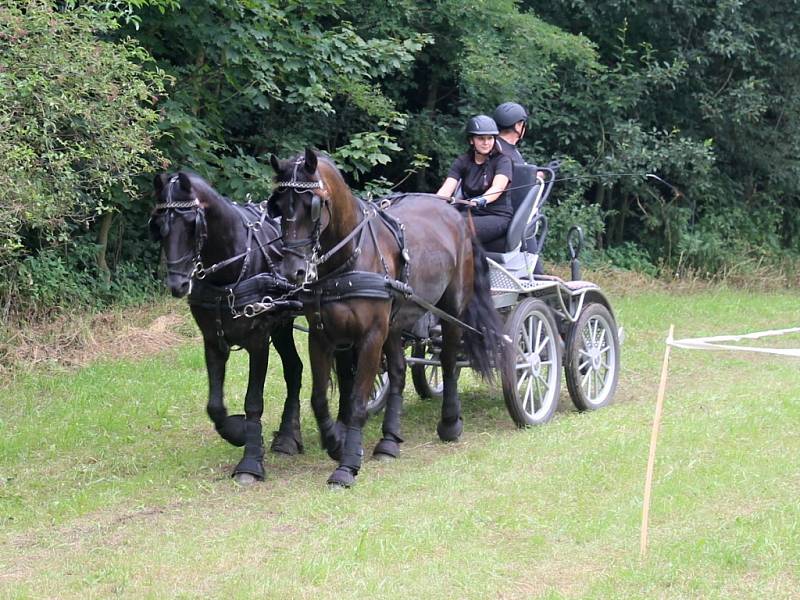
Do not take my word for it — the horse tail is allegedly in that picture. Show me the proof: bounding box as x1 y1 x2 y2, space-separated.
461 237 508 381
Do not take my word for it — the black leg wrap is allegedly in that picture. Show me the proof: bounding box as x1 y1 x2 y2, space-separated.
270 428 304 455
214 414 247 447
373 432 403 459
233 420 265 480
437 416 464 442
319 417 342 462
340 426 363 474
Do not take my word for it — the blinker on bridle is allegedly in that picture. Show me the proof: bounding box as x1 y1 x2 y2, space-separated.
274 158 326 223
151 175 207 280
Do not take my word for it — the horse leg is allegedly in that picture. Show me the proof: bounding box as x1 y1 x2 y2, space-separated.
437 320 464 442
333 348 356 442
373 332 405 460
269 321 305 456
308 334 341 461
232 342 270 484
328 326 386 488
202 339 246 446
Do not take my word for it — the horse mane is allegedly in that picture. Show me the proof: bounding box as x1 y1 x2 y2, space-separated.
182 171 226 205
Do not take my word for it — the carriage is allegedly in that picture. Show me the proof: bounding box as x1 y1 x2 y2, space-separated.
366 162 622 427
152 153 621 486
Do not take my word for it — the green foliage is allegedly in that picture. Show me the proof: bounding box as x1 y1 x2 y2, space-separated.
0 2 168 315
12 234 161 318
601 242 659 276
132 0 428 187
3 0 800 318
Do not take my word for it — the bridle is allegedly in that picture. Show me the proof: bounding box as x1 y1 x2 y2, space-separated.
150 175 208 280
272 159 330 281
271 159 374 286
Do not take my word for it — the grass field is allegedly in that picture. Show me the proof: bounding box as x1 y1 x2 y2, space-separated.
1 282 799 599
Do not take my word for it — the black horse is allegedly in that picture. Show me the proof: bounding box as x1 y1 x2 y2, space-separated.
268 149 507 488
150 172 304 485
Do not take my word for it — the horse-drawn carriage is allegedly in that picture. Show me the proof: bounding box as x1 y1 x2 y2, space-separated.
150 151 621 486
366 162 621 427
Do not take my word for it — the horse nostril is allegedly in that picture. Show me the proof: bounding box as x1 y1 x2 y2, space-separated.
294 269 306 282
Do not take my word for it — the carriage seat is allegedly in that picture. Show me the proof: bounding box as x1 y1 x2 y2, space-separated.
484 163 546 270
484 164 542 254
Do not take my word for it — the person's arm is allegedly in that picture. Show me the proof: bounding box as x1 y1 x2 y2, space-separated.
436 177 459 199
471 153 512 207
472 174 509 206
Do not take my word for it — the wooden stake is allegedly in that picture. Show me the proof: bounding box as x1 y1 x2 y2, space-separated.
640 324 674 559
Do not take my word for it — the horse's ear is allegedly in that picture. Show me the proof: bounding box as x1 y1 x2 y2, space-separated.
177 172 192 193
153 173 169 194
269 154 280 174
303 147 317 174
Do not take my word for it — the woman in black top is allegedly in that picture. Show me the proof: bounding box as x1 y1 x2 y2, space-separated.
436 115 513 246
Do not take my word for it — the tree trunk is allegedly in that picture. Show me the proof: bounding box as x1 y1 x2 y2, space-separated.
594 184 606 249
96 211 113 284
611 193 631 246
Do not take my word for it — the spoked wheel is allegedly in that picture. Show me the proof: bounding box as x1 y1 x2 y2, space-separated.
366 368 390 415
410 340 444 400
502 298 561 427
565 303 619 411
328 366 390 416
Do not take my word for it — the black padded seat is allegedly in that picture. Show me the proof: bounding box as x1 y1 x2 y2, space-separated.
483 164 541 254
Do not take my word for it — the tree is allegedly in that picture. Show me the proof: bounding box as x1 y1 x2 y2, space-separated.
0 1 168 313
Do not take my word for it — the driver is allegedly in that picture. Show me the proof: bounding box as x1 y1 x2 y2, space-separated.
436 115 513 247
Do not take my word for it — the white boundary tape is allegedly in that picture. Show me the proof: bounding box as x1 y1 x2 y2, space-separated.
667 326 800 358
641 324 799 558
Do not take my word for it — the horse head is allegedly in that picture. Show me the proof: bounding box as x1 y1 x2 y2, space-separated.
267 148 337 285
150 171 208 297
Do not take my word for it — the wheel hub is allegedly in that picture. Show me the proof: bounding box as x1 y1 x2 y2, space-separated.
528 352 541 376
586 343 602 371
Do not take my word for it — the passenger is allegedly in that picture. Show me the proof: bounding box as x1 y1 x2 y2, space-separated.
493 101 529 164
436 115 513 247
494 101 546 274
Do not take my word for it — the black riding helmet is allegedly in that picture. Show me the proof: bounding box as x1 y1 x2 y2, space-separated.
465 114 499 136
493 102 528 129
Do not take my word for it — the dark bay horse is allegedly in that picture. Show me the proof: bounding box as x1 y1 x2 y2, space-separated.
268 149 507 488
150 172 304 485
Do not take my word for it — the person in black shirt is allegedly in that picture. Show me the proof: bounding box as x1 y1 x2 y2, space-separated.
436 115 513 246
493 102 529 165
494 101 546 274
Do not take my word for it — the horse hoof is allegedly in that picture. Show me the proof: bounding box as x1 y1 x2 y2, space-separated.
233 472 259 486
270 432 304 456
215 414 247 447
326 467 355 488
373 452 396 463
372 439 400 460
437 417 463 442
233 456 265 482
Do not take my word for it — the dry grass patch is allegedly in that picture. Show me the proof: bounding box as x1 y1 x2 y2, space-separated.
0 299 196 382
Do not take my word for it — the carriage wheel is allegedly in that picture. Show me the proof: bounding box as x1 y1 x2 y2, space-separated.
328 367 390 415
410 341 444 400
366 369 390 415
564 303 619 411
502 298 561 427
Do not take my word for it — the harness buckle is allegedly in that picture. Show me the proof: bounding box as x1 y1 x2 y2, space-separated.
193 262 207 280
227 288 236 313
304 261 318 286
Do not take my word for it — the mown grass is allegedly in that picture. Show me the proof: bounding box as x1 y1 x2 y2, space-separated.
1 285 799 599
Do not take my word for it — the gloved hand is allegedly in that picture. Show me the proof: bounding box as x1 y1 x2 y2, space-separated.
471 196 488 209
